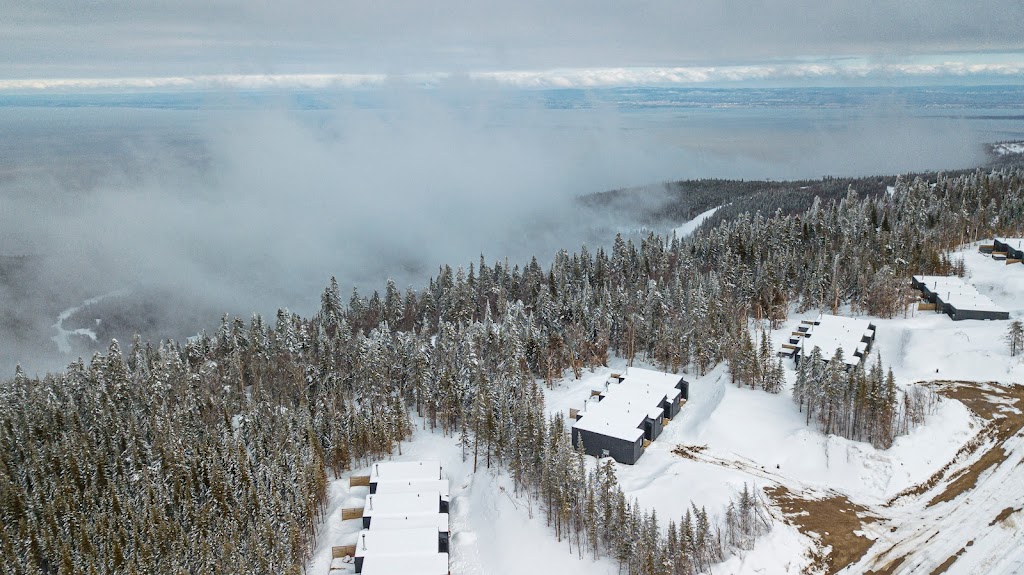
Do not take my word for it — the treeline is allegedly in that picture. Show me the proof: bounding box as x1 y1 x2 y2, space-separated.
580 174 897 231
3 167 1023 574
724 326 785 393
536 449 770 575
696 174 899 232
792 350 935 448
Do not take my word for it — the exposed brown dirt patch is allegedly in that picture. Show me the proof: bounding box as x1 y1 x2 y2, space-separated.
865 555 905 575
765 485 879 575
928 546 968 575
990 506 1021 526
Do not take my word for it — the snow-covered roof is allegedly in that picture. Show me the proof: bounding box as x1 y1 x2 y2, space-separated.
572 367 681 442
995 237 1024 247
614 367 685 390
364 491 445 518
913 275 1005 313
369 461 442 483
600 384 676 419
369 512 449 532
373 479 450 498
359 552 450 575
353 527 440 559
572 405 645 442
795 314 873 366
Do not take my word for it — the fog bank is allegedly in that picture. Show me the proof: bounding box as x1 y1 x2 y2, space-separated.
2 86 1021 375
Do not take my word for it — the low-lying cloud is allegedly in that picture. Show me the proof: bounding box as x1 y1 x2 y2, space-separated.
0 89 691 374
1 85 1019 375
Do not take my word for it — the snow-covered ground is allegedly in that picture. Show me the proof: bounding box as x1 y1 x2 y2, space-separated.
992 141 1024 156
310 243 1024 575
672 205 722 238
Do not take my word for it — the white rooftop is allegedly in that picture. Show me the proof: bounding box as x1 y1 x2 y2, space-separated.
373 479 450 498
596 388 671 421
572 367 680 442
914 275 1006 313
369 461 442 483
359 552 449 575
354 527 440 559
368 512 449 532
364 491 445 517
795 314 872 366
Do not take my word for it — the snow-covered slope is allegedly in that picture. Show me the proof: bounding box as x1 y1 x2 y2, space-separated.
672 205 722 238
310 243 1024 575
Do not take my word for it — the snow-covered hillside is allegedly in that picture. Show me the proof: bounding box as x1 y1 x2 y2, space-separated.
992 142 1024 156
310 243 1024 575
672 205 722 238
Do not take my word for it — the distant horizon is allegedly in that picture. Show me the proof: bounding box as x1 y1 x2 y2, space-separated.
3 82 1024 102
3 57 1024 95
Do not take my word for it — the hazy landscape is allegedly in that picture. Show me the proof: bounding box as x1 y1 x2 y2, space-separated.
4 3 1024 575
4 85 1024 375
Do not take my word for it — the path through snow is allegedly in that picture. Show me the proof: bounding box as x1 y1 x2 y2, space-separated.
51 290 128 354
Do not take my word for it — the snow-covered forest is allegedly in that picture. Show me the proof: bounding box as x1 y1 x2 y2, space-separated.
2 169 1023 574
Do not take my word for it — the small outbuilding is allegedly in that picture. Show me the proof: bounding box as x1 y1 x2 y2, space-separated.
994 238 1024 263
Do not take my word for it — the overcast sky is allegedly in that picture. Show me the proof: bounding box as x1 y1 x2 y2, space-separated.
3 0 1024 88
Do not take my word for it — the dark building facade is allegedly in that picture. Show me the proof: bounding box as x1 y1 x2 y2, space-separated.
994 238 1024 262
570 370 689 465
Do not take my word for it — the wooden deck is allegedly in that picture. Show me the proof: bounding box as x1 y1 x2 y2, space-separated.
349 475 370 487
341 507 364 521
332 545 356 559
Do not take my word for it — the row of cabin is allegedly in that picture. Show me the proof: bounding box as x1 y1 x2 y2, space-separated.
779 314 876 369
338 461 451 575
912 275 1009 321
570 367 689 465
982 238 1024 263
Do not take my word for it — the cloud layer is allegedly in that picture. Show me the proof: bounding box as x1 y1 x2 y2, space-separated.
2 0 1023 82
4 59 1024 93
